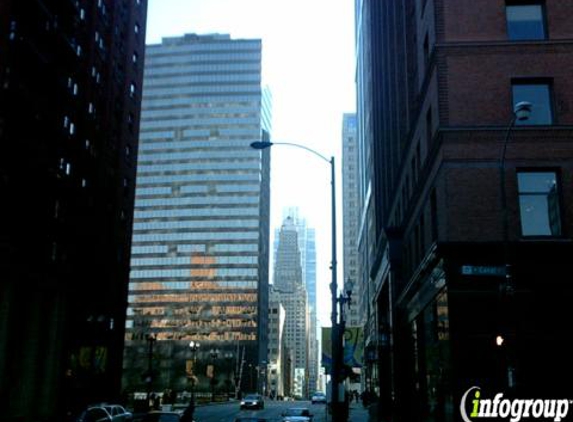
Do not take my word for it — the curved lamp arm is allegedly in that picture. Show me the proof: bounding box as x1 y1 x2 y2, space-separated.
250 141 331 164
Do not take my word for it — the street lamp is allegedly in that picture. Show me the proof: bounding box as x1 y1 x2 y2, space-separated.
145 334 157 410
223 352 234 399
498 101 532 389
209 348 220 402
188 341 200 416
250 140 345 421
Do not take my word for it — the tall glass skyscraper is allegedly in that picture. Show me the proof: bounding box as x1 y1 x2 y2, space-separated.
122 34 271 395
272 208 319 396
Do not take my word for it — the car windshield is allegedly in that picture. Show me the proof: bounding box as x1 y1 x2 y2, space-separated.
245 395 260 400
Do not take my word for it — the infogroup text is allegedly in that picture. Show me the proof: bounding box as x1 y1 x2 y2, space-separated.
460 387 571 422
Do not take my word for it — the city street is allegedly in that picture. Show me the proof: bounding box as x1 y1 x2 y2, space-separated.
194 400 329 422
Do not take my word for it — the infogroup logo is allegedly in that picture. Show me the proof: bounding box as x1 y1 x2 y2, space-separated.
460 387 572 422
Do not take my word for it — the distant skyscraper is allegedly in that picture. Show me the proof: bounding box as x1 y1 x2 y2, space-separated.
272 216 309 398
268 292 286 398
342 114 360 327
275 207 319 393
122 34 271 395
0 1 147 419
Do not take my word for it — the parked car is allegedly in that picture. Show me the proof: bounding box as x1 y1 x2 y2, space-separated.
281 407 313 422
240 394 265 410
310 392 326 404
76 404 132 422
100 404 132 422
142 411 181 422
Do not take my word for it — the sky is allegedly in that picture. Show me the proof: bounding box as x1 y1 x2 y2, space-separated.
145 0 357 328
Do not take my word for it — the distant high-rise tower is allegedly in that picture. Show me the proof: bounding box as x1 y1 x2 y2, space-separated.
272 216 309 398
0 0 148 420
268 293 286 398
342 114 360 327
275 207 319 393
123 33 271 395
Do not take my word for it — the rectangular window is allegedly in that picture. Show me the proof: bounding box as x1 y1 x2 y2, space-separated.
517 171 561 236
506 3 546 40
512 81 553 125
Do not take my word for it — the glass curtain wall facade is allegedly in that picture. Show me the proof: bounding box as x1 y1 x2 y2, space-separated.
122 34 271 396
342 114 360 327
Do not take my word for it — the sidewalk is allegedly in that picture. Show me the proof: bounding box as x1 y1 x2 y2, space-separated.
348 404 370 422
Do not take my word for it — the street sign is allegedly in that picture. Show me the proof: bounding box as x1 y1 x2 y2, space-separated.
460 265 506 277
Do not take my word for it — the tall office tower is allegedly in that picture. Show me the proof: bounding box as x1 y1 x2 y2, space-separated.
342 114 360 328
122 34 271 396
0 1 147 420
273 217 309 398
355 1 573 421
268 292 286 398
277 207 318 393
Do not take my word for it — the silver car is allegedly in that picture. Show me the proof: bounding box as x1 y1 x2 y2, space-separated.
281 407 314 422
77 404 133 422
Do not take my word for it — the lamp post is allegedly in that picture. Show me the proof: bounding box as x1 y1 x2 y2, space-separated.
145 334 157 410
223 352 234 399
498 101 532 389
209 348 220 402
188 341 200 416
250 140 345 422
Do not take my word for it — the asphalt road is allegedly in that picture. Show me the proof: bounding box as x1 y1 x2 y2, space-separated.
194 400 329 422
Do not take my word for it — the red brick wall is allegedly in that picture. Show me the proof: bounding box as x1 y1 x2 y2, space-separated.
444 45 573 126
442 0 573 42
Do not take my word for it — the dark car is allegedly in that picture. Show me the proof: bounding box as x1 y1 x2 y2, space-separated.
142 411 181 422
240 394 265 410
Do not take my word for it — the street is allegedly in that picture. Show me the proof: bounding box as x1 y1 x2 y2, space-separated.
194 400 329 422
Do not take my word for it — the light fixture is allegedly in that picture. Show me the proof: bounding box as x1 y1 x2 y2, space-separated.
514 101 532 121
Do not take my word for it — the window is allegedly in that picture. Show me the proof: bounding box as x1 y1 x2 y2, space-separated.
512 81 553 125
506 3 546 40
517 171 561 236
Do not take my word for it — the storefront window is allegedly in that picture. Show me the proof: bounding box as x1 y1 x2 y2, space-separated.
410 288 453 422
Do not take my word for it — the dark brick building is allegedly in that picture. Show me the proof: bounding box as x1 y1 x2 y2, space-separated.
0 1 147 420
355 0 573 420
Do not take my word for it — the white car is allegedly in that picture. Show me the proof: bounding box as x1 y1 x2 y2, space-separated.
281 407 314 422
240 394 265 410
77 404 132 422
310 392 326 404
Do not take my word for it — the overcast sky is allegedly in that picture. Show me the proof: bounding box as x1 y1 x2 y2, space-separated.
145 0 356 327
